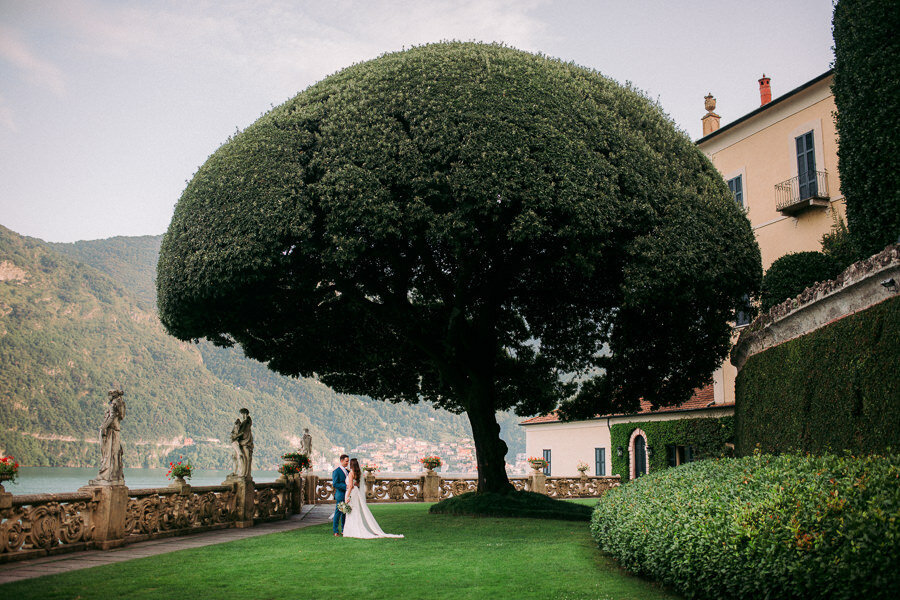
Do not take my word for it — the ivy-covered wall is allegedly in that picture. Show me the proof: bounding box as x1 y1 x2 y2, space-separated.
610 416 734 480
735 295 899 455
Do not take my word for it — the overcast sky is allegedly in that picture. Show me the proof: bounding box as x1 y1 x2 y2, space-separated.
1 0 836 243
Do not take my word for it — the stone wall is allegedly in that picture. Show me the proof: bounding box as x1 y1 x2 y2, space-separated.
731 244 899 370
730 244 900 455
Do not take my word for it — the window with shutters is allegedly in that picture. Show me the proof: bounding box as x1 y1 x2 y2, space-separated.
796 131 818 200
727 175 743 208
542 449 551 476
594 448 606 476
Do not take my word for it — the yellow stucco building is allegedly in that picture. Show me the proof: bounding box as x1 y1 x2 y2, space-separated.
699 70 844 406
521 71 844 478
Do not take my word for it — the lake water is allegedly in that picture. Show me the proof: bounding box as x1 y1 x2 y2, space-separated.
5 467 279 495
3 467 485 495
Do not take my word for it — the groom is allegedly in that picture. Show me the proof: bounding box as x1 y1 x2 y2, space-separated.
332 454 349 536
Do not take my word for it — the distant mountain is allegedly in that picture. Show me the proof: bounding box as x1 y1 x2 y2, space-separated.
2 225 524 471
50 235 162 309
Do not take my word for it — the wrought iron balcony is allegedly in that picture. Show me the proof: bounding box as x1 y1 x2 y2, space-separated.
775 170 830 215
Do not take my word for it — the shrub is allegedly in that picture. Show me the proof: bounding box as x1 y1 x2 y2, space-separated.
735 295 899 455
820 211 862 271
760 251 839 312
833 0 900 258
430 491 592 521
591 453 900 599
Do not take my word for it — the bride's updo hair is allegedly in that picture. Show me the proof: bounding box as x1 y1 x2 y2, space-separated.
349 458 362 485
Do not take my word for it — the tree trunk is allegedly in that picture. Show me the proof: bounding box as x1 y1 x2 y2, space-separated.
465 388 513 494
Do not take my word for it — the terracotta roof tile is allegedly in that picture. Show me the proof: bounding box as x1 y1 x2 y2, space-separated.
520 384 727 425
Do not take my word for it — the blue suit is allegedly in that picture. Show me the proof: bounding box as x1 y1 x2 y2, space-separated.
332 467 347 534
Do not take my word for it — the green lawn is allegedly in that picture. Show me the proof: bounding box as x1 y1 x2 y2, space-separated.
3 503 681 600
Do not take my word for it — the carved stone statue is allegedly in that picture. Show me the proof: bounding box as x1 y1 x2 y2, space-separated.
230 408 254 478
94 389 126 484
301 428 313 457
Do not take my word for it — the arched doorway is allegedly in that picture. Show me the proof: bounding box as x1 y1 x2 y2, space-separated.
633 434 647 478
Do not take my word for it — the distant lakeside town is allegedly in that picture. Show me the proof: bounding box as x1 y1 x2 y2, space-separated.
321 436 530 475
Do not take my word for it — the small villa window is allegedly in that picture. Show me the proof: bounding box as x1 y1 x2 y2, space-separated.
796 131 818 200
735 293 752 327
594 447 606 476
542 449 551 476
727 175 744 208
666 444 695 467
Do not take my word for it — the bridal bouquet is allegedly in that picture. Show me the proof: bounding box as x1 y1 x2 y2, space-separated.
337 501 352 515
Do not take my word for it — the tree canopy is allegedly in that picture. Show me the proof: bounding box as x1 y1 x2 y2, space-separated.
833 0 900 257
158 42 761 491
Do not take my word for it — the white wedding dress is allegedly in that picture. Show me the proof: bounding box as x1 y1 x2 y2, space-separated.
342 477 404 539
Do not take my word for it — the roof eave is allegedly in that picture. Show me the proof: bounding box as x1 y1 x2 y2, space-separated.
695 70 834 145
519 404 735 426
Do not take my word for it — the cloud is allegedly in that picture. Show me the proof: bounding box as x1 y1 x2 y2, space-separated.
54 0 548 93
0 24 66 95
0 93 16 132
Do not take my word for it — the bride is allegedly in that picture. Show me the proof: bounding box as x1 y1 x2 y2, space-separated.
342 458 404 539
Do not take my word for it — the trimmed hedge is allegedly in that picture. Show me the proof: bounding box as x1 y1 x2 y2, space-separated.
429 491 592 521
760 251 840 312
833 0 900 258
735 296 899 455
610 416 733 480
591 453 900 599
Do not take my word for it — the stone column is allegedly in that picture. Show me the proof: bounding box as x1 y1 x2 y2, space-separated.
365 471 376 501
224 474 255 528
530 471 547 495
422 469 441 502
0 483 11 510
289 474 304 513
304 474 318 505
81 484 129 550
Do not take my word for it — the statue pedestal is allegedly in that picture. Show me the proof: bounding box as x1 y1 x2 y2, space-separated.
422 469 441 503
80 483 128 549
223 474 255 527
529 471 547 495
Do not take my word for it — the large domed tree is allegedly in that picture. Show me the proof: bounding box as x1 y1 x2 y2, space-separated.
157 43 761 494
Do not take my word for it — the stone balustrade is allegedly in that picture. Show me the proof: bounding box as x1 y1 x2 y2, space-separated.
0 491 98 561
309 473 620 504
0 474 305 564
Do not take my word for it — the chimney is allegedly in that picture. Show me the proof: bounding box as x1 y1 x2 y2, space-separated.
759 74 772 106
701 93 720 136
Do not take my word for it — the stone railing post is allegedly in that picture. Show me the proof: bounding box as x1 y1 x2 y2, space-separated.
422 470 441 502
224 474 254 527
275 472 303 514
80 484 128 549
304 474 318 505
0 483 11 510
365 471 376 500
290 474 304 513
529 471 547 495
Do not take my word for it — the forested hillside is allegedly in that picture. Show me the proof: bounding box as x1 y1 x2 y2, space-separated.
2 226 524 469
